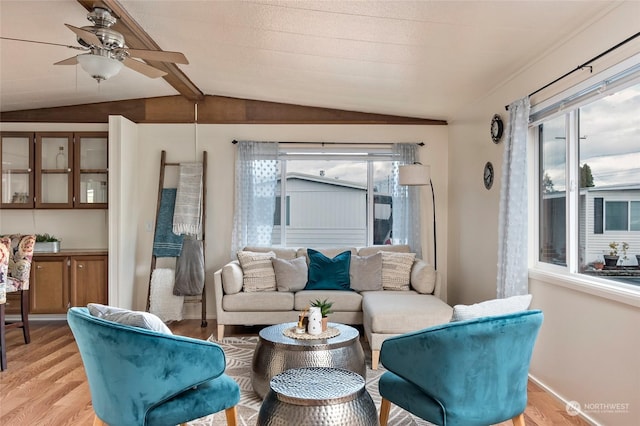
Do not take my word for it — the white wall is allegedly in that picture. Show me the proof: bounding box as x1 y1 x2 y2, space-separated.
132 124 448 317
447 2 640 425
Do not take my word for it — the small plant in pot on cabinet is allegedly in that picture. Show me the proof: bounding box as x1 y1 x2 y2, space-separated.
311 298 333 332
34 233 61 253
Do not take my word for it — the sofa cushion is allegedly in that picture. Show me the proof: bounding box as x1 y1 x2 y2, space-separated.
350 253 383 292
223 291 294 312
295 290 363 312
244 246 298 260
305 249 351 291
297 247 357 264
221 260 243 294
381 251 416 291
410 259 436 294
87 303 172 334
237 250 277 292
450 294 532 322
362 292 452 334
357 244 410 257
273 257 308 292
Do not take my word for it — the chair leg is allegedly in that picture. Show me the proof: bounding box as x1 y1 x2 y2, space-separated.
371 349 380 370
512 412 526 426
1 303 7 371
217 324 225 340
92 414 107 426
20 290 30 344
225 406 238 426
379 398 391 426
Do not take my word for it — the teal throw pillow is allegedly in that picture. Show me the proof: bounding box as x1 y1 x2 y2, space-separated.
305 249 351 291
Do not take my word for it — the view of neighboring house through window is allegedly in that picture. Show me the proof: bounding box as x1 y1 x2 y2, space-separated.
536 75 640 288
272 158 395 248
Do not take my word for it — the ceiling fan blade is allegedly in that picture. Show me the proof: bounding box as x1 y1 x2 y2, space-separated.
0 36 86 51
122 57 167 78
124 49 189 65
65 24 103 47
53 56 79 65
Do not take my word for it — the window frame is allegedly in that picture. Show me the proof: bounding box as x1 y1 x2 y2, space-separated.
529 57 640 304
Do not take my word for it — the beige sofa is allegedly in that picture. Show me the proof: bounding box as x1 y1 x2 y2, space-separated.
213 245 452 369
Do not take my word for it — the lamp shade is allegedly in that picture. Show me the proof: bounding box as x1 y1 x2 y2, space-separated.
77 53 123 81
399 163 430 186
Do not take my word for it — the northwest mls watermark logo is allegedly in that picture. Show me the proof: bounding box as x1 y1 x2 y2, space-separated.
566 400 630 416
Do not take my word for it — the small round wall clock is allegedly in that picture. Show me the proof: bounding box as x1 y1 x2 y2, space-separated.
483 161 494 190
490 114 504 143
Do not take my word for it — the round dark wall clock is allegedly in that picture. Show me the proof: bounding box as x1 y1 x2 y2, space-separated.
491 114 504 143
483 161 494 190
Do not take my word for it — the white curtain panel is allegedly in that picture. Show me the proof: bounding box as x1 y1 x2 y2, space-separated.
497 97 531 298
230 141 279 258
392 143 422 259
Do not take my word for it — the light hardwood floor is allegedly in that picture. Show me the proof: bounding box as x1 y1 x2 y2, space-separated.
0 320 590 426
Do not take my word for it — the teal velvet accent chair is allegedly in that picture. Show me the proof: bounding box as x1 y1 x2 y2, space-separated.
0 234 36 371
378 310 543 426
67 307 240 426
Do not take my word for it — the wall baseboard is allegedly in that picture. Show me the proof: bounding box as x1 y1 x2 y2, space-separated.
528 373 601 426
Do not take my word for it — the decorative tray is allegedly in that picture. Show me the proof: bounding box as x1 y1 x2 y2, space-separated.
282 326 341 340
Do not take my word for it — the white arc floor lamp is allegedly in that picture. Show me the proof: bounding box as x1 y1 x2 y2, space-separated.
399 163 436 269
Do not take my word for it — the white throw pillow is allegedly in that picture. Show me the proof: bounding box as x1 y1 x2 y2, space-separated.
237 250 277 292
450 294 533 322
381 251 416 291
87 303 172 334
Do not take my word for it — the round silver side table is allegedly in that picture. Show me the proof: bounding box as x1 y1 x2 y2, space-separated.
257 367 378 426
251 322 366 399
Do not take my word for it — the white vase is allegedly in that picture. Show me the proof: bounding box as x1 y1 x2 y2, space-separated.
307 307 322 335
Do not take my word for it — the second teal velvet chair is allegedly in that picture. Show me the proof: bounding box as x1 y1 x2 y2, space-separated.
378 310 543 426
67 307 240 426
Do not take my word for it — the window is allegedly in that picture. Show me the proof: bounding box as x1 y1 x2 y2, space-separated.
231 141 421 255
535 71 640 288
272 157 395 248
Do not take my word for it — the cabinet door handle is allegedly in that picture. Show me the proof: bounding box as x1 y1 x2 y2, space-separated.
36 265 43 269
78 264 84 269
67 168 72 172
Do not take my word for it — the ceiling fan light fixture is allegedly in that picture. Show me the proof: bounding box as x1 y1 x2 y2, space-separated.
77 53 123 82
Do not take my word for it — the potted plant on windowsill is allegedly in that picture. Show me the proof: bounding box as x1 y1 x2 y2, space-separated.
311 298 333 332
604 241 628 268
34 233 61 253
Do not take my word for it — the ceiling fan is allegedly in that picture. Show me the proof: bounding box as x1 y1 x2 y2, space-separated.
1 5 188 82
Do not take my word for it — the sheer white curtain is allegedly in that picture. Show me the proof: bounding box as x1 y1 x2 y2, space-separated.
497 97 531 298
230 141 279 258
392 143 422 258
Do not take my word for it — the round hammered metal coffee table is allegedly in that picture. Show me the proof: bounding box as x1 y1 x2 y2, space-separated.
251 322 365 399
257 367 378 425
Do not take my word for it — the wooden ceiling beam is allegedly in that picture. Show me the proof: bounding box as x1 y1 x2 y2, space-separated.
0 96 447 125
76 0 204 101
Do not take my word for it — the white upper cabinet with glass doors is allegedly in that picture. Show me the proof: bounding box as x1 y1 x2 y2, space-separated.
0 132 35 209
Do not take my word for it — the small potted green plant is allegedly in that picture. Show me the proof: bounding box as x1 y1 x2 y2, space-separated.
34 233 61 253
311 298 333 332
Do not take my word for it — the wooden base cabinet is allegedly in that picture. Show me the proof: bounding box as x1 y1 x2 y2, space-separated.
28 251 108 314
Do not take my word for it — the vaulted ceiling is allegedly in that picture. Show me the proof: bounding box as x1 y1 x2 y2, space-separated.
0 1 623 121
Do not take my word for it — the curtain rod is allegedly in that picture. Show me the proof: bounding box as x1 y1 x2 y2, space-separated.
231 140 424 146
505 31 640 111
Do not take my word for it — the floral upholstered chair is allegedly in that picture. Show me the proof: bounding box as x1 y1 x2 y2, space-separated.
0 234 36 370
